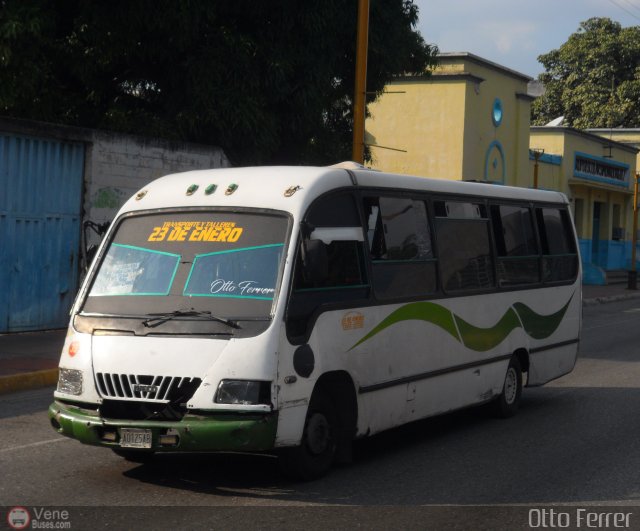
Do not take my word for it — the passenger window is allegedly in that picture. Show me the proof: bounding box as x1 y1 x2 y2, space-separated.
363 196 436 299
435 201 495 292
535 207 578 282
365 197 433 261
490 205 540 286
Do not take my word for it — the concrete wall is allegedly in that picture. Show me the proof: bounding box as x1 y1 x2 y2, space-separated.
86 130 229 230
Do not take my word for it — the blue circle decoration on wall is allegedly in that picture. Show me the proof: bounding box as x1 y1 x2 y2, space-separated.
492 98 503 127
484 140 506 183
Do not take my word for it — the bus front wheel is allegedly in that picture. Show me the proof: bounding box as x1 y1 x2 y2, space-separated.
278 391 338 481
492 356 522 418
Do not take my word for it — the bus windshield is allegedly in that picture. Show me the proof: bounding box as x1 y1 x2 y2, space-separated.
82 211 289 319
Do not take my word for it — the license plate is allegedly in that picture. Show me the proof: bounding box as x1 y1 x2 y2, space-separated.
120 428 152 449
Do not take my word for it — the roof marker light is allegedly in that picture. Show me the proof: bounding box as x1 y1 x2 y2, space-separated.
135 190 147 201
186 184 199 196
225 183 238 195
205 184 217 195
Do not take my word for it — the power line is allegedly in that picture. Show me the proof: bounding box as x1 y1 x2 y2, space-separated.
618 0 640 16
607 0 640 23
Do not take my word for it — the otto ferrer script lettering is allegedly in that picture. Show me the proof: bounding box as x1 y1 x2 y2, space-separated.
210 279 275 297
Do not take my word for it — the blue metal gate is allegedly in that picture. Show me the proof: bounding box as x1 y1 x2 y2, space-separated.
0 133 85 332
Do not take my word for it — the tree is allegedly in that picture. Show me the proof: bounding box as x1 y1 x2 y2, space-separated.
532 17 640 129
0 0 437 165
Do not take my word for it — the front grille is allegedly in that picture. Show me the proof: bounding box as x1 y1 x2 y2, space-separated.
95 373 201 403
100 399 188 421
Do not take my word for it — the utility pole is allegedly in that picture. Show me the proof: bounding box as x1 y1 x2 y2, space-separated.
629 172 639 290
531 148 544 189
352 0 369 164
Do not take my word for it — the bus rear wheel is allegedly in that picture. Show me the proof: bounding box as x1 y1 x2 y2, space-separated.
491 356 522 418
278 391 338 481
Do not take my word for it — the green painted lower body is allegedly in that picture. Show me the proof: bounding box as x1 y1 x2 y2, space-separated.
48 401 278 453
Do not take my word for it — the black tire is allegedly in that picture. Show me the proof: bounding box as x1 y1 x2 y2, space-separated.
112 448 156 464
278 391 338 481
491 356 523 418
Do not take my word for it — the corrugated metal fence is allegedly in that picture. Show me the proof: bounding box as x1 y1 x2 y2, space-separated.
0 133 84 332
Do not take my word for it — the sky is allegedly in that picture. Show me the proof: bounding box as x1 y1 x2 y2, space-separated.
414 0 640 78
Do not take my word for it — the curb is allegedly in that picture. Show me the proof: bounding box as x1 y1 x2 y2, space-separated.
583 291 640 306
0 368 58 395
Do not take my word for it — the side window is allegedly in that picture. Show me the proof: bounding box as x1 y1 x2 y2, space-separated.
535 207 578 282
294 240 366 290
363 196 436 299
286 192 369 339
365 197 433 260
435 200 495 292
490 204 540 286
296 192 367 290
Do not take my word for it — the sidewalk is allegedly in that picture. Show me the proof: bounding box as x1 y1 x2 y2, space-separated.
0 329 65 395
2 283 640 395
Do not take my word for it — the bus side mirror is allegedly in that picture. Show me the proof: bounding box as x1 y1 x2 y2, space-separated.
302 239 329 283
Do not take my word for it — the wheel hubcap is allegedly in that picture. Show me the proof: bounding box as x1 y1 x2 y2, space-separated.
504 367 517 404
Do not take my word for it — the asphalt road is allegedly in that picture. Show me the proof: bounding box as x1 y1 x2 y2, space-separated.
1 298 640 529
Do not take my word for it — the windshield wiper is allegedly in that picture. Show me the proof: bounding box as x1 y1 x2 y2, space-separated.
142 310 241 329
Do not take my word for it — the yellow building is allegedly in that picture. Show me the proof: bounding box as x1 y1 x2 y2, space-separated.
530 126 637 281
366 52 534 186
587 128 640 173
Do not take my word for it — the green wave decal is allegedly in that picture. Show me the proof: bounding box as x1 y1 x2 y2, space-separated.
455 308 521 352
349 302 459 351
349 293 574 352
513 296 573 340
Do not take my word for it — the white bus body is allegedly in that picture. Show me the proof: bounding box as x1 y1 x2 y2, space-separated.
50 165 582 479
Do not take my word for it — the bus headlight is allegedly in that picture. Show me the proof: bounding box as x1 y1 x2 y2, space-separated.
215 380 270 405
57 368 83 396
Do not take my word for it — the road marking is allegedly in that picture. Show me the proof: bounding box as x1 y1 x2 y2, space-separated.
623 308 640 313
0 437 69 454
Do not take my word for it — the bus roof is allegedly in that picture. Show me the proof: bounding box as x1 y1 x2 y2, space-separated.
121 165 568 219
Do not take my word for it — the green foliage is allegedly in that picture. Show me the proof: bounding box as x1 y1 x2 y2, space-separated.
0 0 437 165
532 17 640 129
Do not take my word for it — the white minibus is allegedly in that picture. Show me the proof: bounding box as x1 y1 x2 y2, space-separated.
50 163 581 479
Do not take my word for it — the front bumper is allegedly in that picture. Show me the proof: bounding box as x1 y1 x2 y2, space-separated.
48 400 278 453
